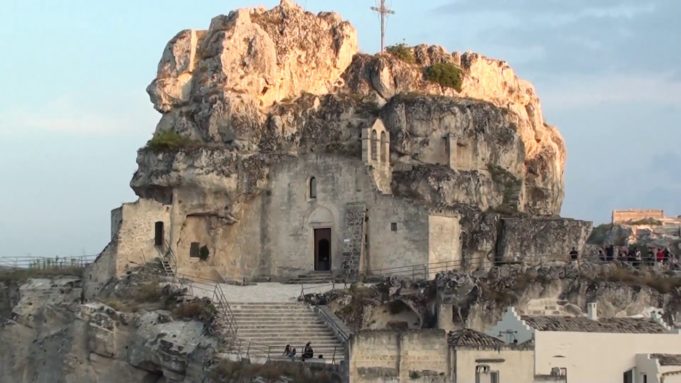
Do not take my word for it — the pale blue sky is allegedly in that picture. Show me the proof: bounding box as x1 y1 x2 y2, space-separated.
1 0 679 257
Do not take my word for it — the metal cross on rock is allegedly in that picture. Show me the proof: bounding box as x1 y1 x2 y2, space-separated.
371 0 395 53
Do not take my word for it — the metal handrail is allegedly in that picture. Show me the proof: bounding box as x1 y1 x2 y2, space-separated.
314 305 352 343
366 255 489 279
155 241 238 346
0 255 97 270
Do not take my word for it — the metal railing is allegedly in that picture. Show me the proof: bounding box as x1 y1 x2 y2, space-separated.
364 254 490 280
228 338 342 365
314 305 353 344
299 281 345 299
0 255 97 270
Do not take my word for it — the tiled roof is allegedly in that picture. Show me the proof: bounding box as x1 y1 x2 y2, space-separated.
448 329 505 349
652 354 681 366
521 316 668 334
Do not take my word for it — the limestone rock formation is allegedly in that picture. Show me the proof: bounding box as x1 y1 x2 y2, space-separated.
316 262 681 333
138 1 565 217
0 275 216 383
147 0 357 146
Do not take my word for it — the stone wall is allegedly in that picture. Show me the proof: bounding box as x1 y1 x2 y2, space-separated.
612 209 665 224
348 329 449 383
496 217 592 264
265 154 430 278
427 214 462 279
115 199 171 275
85 200 170 298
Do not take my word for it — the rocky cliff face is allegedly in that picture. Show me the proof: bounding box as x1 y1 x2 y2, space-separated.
137 0 566 216
0 274 216 383
317 262 681 333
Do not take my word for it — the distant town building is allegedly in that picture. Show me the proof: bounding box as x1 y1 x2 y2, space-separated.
612 209 666 224
487 304 681 383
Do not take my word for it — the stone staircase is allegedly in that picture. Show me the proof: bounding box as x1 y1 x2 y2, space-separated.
228 302 345 362
285 271 336 284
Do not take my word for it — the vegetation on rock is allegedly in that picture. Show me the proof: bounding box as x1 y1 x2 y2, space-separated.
146 131 195 152
173 298 217 325
386 43 415 64
424 62 463 91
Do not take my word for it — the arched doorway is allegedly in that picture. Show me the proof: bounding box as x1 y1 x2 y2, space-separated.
314 228 331 271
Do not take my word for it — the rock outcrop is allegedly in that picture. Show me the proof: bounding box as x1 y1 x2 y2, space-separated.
137 0 565 216
317 262 681 333
0 275 216 383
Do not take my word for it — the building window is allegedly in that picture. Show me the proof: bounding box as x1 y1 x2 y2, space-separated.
391 222 398 231
190 242 200 258
371 129 378 161
475 365 490 383
490 371 499 383
380 131 388 163
154 221 164 247
309 177 317 199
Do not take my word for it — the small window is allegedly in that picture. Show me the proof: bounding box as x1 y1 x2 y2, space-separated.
371 129 378 161
309 177 317 199
190 242 200 258
391 222 398 231
380 131 388 163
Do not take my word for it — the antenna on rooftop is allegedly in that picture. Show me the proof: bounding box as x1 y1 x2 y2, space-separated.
371 0 395 53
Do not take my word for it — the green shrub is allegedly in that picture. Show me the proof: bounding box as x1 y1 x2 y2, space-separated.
386 44 415 64
146 131 194 152
131 279 163 303
173 299 217 325
425 62 463 91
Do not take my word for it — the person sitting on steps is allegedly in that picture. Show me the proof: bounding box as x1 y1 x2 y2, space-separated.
302 342 314 361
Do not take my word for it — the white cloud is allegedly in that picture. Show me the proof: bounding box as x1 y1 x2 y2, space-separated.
0 92 158 137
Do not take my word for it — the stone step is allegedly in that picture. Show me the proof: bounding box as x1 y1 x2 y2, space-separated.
238 334 336 339
236 325 330 331
233 342 343 349
225 301 346 362
231 314 321 319
232 315 321 320
231 310 316 315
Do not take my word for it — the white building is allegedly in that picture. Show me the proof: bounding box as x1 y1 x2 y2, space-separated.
487 304 681 383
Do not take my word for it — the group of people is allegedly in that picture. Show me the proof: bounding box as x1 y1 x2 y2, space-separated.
595 245 679 268
283 342 317 362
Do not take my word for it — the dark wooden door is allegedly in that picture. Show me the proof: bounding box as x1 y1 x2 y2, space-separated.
314 228 332 271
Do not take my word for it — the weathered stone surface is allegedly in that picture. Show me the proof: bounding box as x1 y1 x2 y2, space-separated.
496 217 593 264
342 49 565 215
324 262 681 334
147 1 358 144
0 276 217 383
137 1 565 217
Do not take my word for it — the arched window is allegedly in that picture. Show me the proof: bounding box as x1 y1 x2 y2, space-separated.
380 131 388 163
309 177 317 199
371 129 378 162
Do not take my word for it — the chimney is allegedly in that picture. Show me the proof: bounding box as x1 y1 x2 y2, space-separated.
587 302 598 321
